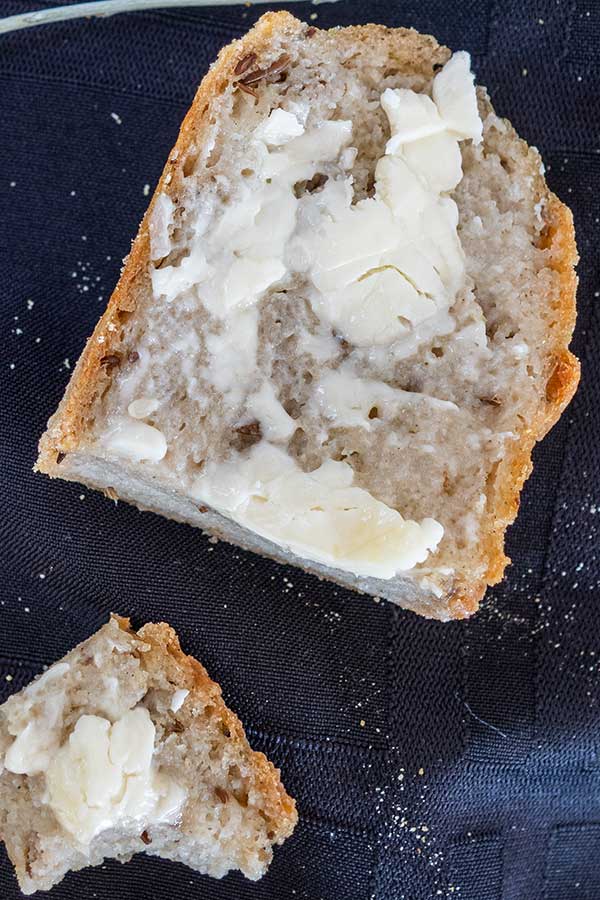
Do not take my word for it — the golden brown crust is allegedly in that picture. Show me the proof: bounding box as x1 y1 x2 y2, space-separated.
36 14 579 620
478 197 579 582
448 194 579 616
113 615 297 842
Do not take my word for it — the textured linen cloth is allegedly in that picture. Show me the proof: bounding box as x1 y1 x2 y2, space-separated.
0 1 598 898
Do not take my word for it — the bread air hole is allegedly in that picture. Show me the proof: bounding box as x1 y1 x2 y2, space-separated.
283 398 302 419
235 791 249 808
443 471 456 496
333 448 363 467
182 148 200 177
293 173 328 198
288 427 308 454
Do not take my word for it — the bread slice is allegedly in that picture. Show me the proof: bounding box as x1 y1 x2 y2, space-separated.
0 616 296 894
36 13 579 620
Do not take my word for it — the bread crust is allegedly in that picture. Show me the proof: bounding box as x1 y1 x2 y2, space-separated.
36 13 579 619
118 616 297 841
449 186 579 618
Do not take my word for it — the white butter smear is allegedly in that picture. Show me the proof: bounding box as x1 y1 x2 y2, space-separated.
2 664 71 776
306 51 482 347
103 418 167 462
315 369 459 432
45 708 185 845
191 444 443 579
107 52 484 580
4 704 185 847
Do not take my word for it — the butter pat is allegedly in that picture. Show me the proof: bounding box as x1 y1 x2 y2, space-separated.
128 397 160 419
381 89 445 150
102 419 167 462
247 381 296 442
254 108 304 146
149 194 174 261
191 444 443 580
400 131 462 194
4 721 59 777
432 51 482 143
304 52 482 347
312 266 437 347
45 708 185 846
170 689 189 712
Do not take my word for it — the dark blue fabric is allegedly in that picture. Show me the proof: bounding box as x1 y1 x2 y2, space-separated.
0 1 598 898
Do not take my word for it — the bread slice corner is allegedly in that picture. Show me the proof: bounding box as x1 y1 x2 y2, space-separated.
0 615 297 893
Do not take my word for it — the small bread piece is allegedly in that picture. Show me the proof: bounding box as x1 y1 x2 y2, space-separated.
0 617 297 894
36 13 579 619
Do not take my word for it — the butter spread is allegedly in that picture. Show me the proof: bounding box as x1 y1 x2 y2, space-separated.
246 380 296 442
191 443 443 579
102 418 167 462
102 52 485 581
314 369 459 432
5 706 185 847
170 689 189 712
128 397 160 419
146 49 480 364
3 664 70 776
305 59 481 348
